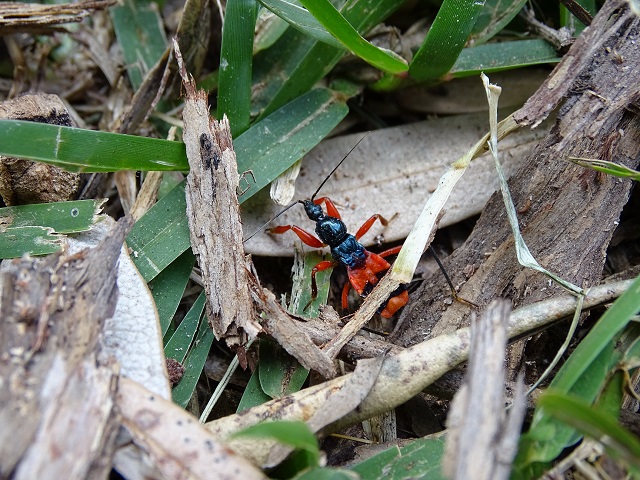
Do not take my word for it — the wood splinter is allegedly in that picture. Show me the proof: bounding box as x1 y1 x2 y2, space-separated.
173 38 258 349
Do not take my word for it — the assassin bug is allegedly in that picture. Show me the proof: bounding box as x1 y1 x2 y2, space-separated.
258 135 410 318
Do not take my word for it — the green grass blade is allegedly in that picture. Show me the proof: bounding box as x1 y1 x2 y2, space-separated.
538 392 640 469
235 88 348 200
259 0 344 50
237 368 272 412
230 420 320 467
110 0 168 91
514 274 640 474
150 249 196 336
351 435 446 479
171 304 215 408
570 157 640 181
0 199 103 234
0 227 62 259
298 0 408 74
0 120 188 173
409 0 486 82
255 252 331 401
127 88 348 281
164 292 207 363
253 0 403 118
217 0 258 136
470 0 528 45
127 181 191 282
0 200 104 258
450 39 561 77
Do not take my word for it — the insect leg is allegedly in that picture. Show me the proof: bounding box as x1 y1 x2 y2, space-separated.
269 225 324 248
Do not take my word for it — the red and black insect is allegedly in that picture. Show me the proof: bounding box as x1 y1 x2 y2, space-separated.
270 195 408 318
262 136 409 318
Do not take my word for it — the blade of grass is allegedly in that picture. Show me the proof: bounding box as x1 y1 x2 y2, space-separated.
0 120 188 172
150 249 196 336
351 434 446 479
258 0 344 50
164 292 207 363
217 0 258 136
513 274 640 474
253 0 403 119
110 0 167 91
0 200 104 258
298 0 408 74
450 39 561 77
409 0 486 82
569 157 640 181
0 227 62 258
0 199 103 233
470 0 528 45
538 392 640 469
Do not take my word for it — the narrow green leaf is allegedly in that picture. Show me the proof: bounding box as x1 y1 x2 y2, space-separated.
164 292 206 363
217 0 258 136
409 0 486 81
470 0 528 45
0 199 103 234
0 226 61 259
0 200 104 258
127 181 191 282
150 249 196 336
259 338 309 398
514 275 640 474
171 296 214 408
298 0 407 74
254 8 290 53
237 368 272 412
570 157 640 181
231 420 320 466
110 0 168 91
538 392 640 468
450 39 561 77
253 0 403 118
351 434 446 479
0 120 188 173
259 0 344 50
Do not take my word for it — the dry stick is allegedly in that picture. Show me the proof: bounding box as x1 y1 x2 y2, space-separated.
206 279 632 466
173 38 257 344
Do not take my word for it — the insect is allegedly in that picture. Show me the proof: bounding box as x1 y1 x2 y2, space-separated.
265 136 409 318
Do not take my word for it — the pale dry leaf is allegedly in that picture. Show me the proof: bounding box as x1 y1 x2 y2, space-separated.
67 216 171 399
117 378 265 480
242 112 552 257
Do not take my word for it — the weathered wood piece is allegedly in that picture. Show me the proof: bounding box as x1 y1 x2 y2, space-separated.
392 0 640 356
0 216 133 479
0 0 115 33
443 301 526 480
173 40 258 346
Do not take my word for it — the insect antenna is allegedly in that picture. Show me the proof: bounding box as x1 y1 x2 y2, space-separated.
310 132 370 201
243 200 299 243
243 131 370 243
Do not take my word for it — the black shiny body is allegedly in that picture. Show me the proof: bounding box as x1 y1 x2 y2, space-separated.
301 200 366 269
